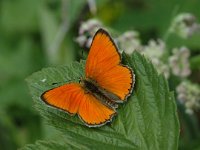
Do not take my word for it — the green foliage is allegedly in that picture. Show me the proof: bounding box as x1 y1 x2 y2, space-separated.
39 0 86 64
1 0 42 33
24 51 179 149
190 55 200 70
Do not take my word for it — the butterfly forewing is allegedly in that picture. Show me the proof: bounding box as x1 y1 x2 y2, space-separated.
85 29 134 101
41 83 116 126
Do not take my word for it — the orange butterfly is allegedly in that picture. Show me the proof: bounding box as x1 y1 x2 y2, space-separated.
41 29 135 127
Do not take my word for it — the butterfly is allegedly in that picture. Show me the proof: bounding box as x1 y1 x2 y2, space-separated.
41 28 135 127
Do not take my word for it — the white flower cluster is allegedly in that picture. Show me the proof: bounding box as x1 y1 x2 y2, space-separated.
117 31 142 54
176 81 200 114
142 39 165 58
75 19 103 48
169 47 191 78
170 13 200 39
141 39 170 78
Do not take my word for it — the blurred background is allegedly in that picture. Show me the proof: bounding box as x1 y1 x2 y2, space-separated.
0 0 200 149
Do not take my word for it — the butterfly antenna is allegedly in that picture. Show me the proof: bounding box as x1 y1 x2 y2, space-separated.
51 77 80 85
79 76 84 83
52 81 66 85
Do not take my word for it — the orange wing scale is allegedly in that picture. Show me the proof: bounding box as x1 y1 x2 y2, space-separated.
42 83 115 126
85 29 133 100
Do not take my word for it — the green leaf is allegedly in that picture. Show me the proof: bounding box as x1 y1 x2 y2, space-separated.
20 140 80 150
24 51 179 150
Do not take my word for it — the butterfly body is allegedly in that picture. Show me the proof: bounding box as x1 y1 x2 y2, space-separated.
81 78 119 109
41 29 135 127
